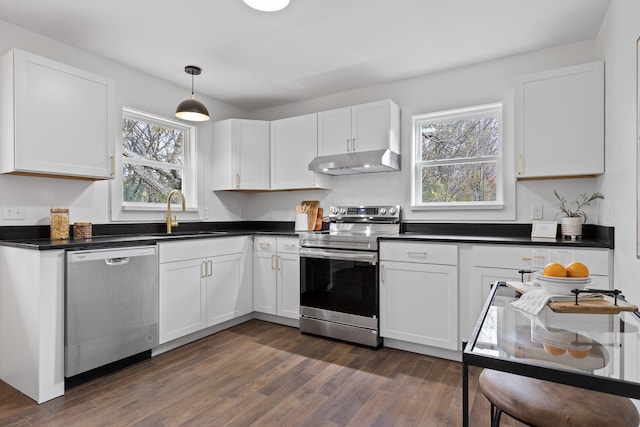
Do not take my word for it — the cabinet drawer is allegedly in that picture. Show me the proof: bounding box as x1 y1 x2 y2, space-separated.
277 237 300 253
254 236 277 252
159 236 248 263
471 245 610 276
380 242 457 265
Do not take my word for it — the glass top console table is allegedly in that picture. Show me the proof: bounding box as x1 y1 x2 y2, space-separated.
462 281 640 426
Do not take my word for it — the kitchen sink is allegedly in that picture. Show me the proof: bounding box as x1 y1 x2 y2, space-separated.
143 231 230 239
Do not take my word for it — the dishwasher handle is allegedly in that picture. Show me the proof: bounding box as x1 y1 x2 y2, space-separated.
105 257 130 266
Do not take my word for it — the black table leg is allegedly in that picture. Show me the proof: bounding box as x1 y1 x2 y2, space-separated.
462 339 469 427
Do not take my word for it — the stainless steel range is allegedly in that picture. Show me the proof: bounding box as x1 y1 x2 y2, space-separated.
299 205 400 347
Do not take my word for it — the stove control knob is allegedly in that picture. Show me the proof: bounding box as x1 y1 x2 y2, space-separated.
331 207 339 215
389 207 397 216
339 208 347 215
379 208 387 215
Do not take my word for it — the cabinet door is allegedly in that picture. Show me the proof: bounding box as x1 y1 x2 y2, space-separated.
474 267 523 311
277 252 300 319
206 254 249 327
254 250 277 315
271 113 320 189
212 119 269 190
2 49 114 179
317 106 351 156
380 261 458 350
159 258 207 344
235 120 270 189
516 61 604 178
351 100 394 153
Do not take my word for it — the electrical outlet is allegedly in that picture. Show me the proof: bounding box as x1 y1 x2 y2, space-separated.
203 208 209 220
2 204 25 220
531 204 543 220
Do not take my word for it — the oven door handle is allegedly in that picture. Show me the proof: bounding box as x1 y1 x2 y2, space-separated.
299 248 378 264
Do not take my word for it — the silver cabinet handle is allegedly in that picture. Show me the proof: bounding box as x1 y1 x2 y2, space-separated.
271 254 276 270
352 137 356 152
207 260 213 277
276 255 281 271
201 260 207 278
346 138 351 152
235 173 240 188
406 251 428 258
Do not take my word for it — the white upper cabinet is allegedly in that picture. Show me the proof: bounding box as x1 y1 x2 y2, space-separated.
515 61 604 178
0 48 115 180
270 113 331 190
212 119 270 190
317 99 400 156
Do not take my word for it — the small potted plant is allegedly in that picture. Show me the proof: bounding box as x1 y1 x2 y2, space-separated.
554 190 604 239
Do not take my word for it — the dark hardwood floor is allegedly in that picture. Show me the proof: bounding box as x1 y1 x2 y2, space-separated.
0 320 525 426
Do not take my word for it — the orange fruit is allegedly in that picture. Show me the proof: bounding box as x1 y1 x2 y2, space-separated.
543 263 567 277
568 349 590 359
543 343 566 356
566 262 589 278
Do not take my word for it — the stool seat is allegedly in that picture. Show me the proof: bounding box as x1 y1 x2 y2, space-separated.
479 369 639 427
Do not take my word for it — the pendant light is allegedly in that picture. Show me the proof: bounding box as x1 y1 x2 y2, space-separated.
243 0 290 12
175 65 210 122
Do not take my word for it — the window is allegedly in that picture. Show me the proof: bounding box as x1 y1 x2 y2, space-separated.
120 107 197 209
412 103 503 209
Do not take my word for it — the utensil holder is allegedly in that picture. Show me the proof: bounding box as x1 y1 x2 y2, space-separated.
295 213 309 231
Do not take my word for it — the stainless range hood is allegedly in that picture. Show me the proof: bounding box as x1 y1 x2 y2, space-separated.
308 149 400 175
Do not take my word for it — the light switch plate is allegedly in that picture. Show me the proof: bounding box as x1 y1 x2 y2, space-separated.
2 204 25 220
531 204 543 220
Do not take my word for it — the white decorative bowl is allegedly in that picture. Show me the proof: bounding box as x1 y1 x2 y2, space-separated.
533 272 591 295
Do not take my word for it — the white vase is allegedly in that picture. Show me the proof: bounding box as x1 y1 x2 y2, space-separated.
560 216 583 240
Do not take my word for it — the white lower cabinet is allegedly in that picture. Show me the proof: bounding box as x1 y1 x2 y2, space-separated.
159 258 207 343
158 236 252 344
254 236 300 319
471 245 612 311
380 242 458 351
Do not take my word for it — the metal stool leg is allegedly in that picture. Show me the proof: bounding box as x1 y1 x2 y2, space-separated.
490 402 503 427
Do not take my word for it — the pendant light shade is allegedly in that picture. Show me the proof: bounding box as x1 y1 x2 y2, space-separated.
176 65 210 122
243 0 290 12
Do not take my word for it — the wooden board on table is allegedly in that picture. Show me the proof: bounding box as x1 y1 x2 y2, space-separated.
548 298 638 314
506 281 538 294
506 281 638 314
301 200 319 231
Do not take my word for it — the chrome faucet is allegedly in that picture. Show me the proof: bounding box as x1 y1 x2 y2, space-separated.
166 189 186 234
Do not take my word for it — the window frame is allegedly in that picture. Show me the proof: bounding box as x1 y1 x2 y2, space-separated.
411 102 504 210
111 107 199 221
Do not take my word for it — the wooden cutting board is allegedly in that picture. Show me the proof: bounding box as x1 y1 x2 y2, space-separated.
314 208 323 231
506 281 638 314
548 297 638 314
301 200 319 231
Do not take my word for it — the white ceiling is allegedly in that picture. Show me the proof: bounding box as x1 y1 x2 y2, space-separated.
0 0 610 111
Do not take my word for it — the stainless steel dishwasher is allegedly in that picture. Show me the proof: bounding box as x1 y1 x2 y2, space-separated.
65 245 159 378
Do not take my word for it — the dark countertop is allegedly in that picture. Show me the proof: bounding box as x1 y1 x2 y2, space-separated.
0 221 614 250
380 233 612 248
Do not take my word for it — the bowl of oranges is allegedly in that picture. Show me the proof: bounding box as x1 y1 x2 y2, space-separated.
533 261 591 295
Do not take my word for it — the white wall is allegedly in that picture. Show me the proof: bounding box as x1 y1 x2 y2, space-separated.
245 41 603 224
0 17 609 228
596 0 640 301
0 18 248 226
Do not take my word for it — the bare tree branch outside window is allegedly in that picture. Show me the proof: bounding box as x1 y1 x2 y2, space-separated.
122 114 187 204
413 104 502 207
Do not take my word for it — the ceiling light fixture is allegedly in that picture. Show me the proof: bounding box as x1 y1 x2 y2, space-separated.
175 65 210 122
242 0 290 12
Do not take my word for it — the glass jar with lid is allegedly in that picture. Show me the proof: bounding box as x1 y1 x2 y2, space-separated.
50 208 70 240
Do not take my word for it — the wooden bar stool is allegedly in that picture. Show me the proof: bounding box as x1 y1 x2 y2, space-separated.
479 369 639 427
